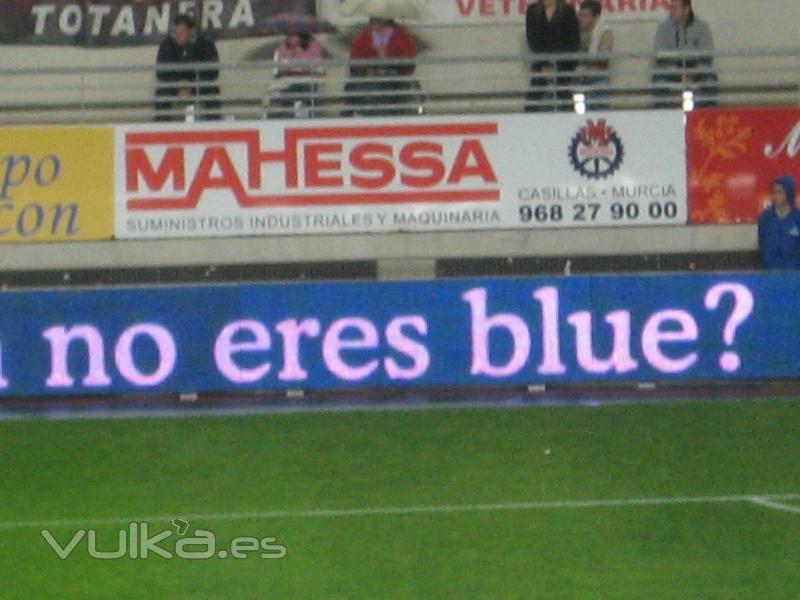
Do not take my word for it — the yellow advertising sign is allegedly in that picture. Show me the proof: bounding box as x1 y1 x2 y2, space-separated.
0 127 113 242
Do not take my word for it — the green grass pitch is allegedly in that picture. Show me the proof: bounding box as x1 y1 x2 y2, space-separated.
1 398 799 599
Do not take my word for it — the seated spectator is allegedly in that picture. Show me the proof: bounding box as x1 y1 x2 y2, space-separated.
758 175 800 270
525 0 580 112
342 17 420 117
652 0 717 109
576 0 613 110
155 15 221 121
268 31 324 119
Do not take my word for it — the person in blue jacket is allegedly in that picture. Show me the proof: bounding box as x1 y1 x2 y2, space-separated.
758 175 800 269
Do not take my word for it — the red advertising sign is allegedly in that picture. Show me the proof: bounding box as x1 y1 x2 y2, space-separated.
123 123 500 210
687 107 800 224
327 0 669 24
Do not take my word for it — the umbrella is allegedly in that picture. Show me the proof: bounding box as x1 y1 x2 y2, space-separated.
334 24 430 53
242 40 335 61
260 13 338 36
338 0 431 20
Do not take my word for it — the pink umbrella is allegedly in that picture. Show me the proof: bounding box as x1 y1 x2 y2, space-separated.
260 13 338 36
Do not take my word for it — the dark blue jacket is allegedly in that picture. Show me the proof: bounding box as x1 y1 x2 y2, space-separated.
156 32 219 97
758 206 800 269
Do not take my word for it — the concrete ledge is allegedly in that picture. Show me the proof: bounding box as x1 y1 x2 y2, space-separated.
0 224 755 271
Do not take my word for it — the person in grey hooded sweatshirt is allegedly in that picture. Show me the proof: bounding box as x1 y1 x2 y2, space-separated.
651 0 717 108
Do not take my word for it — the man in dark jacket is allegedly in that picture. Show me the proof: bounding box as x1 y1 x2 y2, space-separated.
155 14 221 121
758 175 800 270
525 0 580 112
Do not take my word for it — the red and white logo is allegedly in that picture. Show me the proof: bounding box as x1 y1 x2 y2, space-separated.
124 122 501 210
568 119 624 180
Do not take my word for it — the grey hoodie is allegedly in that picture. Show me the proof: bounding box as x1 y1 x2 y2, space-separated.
653 15 714 63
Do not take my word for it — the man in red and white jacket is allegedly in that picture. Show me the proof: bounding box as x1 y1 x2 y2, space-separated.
349 17 417 77
343 17 419 116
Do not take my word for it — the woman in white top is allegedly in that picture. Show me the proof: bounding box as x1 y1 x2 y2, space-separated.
577 0 613 110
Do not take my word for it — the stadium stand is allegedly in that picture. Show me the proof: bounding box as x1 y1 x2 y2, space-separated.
0 3 793 286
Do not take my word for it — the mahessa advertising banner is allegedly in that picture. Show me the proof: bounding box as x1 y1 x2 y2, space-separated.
0 272 793 397
687 106 800 224
0 0 315 46
115 111 687 239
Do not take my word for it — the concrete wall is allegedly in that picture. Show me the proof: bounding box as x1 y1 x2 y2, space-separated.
0 224 755 274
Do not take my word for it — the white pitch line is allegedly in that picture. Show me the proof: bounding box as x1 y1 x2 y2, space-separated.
1 492 799 531
748 496 800 515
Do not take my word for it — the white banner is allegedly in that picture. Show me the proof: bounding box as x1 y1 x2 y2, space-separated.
115 111 686 239
321 0 670 25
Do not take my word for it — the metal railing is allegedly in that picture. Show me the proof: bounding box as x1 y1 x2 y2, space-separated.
0 47 797 124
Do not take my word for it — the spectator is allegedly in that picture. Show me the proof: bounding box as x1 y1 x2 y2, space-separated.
155 14 221 121
268 31 324 119
758 175 800 270
349 17 416 77
343 17 419 117
576 0 613 110
525 0 580 112
652 0 717 109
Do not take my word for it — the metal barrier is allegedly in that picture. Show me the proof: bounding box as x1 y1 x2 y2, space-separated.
0 48 797 124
